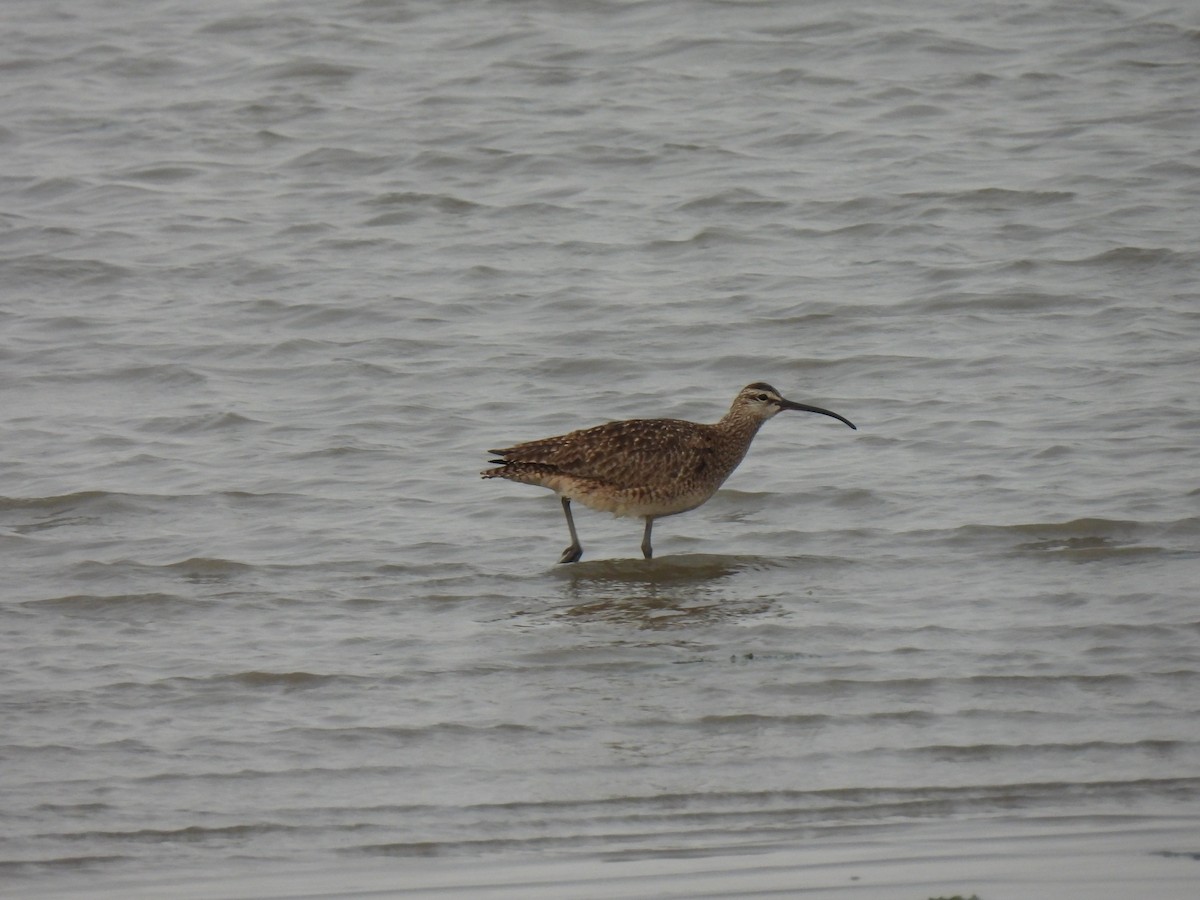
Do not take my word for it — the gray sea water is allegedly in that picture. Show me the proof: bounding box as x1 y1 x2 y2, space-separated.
3 0 1199 895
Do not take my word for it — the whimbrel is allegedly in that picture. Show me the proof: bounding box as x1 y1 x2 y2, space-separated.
482 383 856 563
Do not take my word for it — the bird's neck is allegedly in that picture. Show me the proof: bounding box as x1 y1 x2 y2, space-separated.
714 410 767 454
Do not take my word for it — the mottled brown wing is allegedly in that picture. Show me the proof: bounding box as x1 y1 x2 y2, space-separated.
490 418 716 489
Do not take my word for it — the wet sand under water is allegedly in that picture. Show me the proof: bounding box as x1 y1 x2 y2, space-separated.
20 819 1199 899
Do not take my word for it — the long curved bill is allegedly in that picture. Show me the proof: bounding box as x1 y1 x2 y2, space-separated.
780 397 857 430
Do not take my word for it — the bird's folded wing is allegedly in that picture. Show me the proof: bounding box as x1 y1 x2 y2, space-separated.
490 419 714 488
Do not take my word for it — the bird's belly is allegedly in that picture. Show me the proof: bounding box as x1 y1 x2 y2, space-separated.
563 481 715 519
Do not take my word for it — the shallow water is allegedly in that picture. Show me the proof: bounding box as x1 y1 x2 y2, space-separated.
2 0 1199 892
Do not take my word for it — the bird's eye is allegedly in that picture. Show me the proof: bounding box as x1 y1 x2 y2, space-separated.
756 393 769 401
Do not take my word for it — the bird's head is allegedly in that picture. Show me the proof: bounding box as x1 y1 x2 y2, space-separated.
733 382 857 429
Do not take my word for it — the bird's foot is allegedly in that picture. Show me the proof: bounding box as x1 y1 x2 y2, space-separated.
558 544 583 564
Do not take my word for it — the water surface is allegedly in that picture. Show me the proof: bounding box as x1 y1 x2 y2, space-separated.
2 0 1198 894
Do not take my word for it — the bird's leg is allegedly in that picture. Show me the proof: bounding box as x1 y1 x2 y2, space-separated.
558 497 583 563
641 517 654 560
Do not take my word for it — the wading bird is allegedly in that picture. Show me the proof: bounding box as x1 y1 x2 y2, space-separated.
482 383 856 563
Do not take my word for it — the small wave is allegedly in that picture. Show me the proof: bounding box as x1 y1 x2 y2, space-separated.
5 255 133 288
911 289 1090 314
283 146 392 174
160 557 254 583
33 802 112 815
673 189 791 216
18 176 91 200
0 490 149 534
915 738 1186 763
906 187 1076 209
366 190 484 215
51 822 307 845
24 362 208 389
262 59 363 82
550 593 778 630
21 593 189 616
198 15 280 35
113 164 204 184
765 671 1146 698
229 671 341 690
139 411 263 434
1070 246 1192 269
940 516 1195 559
0 856 130 875
0 490 116 511
116 670 364 698
694 712 835 728
642 226 764 253
274 722 548 746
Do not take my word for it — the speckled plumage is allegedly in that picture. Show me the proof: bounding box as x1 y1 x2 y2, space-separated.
482 383 856 563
